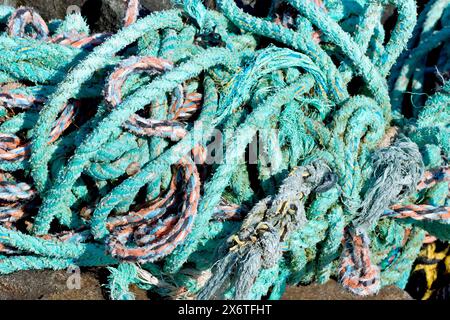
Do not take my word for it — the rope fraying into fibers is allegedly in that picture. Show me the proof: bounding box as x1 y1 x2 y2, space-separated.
0 0 448 300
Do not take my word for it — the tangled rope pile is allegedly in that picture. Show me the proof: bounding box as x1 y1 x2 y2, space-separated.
0 0 448 300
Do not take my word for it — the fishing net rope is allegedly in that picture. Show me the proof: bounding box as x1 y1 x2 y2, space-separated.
0 0 448 300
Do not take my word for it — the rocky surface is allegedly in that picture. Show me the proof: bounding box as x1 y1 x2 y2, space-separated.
0 269 412 300
4 0 174 32
282 280 413 300
3 0 267 32
0 269 150 300
0 269 105 300
14 0 89 21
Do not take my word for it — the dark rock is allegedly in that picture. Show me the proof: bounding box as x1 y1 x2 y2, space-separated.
0 269 104 300
82 0 128 33
6 0 266 33
0 268 151 300
10 0 175 32
14 0 89 21
141 0 173 12
282 280 413 300
0 269 412 300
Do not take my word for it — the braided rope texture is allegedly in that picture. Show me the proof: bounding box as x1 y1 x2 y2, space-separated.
0 0 448 300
